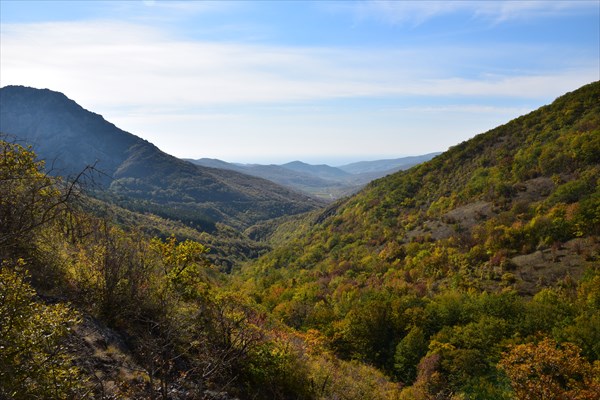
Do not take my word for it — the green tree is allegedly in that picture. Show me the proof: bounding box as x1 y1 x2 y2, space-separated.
394 326 428 384
0 139 87 263
0 140 61 259
150 235 210 300
0 262 84 399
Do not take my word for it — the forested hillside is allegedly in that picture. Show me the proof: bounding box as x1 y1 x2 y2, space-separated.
0 85 325 270
1 82 599 400
0 86 322 232
1 139 403 399
237 81 600 398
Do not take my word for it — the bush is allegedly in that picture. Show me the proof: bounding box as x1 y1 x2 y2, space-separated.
0 262 84 399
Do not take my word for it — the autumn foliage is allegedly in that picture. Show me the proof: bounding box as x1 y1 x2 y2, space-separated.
499 337 600 400
1 81 600 399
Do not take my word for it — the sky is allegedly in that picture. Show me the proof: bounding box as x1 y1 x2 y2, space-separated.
1 1 599 165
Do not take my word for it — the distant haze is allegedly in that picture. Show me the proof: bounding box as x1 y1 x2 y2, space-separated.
225 155 415 167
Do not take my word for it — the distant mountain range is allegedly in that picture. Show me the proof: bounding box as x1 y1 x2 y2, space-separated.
0 85 322 231
186 153 440 200
338 154 442 174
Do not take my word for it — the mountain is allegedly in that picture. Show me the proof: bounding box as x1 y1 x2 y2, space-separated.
188 158 357 200
0 87 138 180
1 132 405 400
0 85 322 231
189 157 243 171
338 152 442 175
187 154 440 201
279 160 352 181
3 82 599 400
188 158 341 189
239 81 600 395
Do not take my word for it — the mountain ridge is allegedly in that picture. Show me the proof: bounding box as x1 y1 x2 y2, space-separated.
337 152 442 174
0 85 323 231
187 153 440 200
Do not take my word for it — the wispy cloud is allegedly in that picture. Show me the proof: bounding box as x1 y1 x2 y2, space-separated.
1 16 597 161
327 0 596 25
471 1 594 23
1 20 595 112
388 104 534 115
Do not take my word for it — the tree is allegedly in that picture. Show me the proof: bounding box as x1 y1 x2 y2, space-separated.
0 261 84 399
1 138 91 269
499 337 600 400
0 140 62 259
395 326 428 384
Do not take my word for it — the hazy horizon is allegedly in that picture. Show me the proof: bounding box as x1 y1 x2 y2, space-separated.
185 152 442 167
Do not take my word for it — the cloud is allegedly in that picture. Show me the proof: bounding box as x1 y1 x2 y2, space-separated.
471 1 595 23
415 72 598 98
328 0 596 25
2 20 596 116
387 104 533 115
1 21 379 106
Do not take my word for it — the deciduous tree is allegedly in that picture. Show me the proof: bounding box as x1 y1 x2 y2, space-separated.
499 337 600 400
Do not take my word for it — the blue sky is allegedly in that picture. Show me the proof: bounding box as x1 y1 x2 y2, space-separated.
1 1 598 165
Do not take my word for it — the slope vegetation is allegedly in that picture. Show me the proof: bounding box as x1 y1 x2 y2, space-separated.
1 138 406 400
238 81 600 397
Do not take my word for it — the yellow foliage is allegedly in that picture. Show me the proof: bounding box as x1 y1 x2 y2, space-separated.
0 261 84 399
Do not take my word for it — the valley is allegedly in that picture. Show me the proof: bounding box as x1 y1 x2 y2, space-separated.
1 81 599 399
